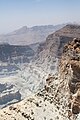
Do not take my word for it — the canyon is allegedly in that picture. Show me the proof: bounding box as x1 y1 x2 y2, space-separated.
0 24 80 120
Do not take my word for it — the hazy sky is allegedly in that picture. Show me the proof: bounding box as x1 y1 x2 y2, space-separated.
0 0 80 34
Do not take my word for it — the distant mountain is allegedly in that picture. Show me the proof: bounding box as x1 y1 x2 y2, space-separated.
0 24 65 45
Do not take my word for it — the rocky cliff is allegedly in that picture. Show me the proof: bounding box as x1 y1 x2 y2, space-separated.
36 24 80 60
0 26 80 119
59 38 80 119
34 24 80 74
0 25 80 120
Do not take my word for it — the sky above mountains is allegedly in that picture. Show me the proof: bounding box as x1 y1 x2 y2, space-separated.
0 0 80 34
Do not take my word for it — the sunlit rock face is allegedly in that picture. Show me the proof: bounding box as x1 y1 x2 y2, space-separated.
60 38 80 119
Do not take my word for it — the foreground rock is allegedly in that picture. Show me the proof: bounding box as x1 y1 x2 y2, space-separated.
60 38 80 119
0 90 68 120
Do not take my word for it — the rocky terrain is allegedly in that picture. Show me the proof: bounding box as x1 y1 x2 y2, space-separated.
33 24 80 74
0 82 21 108
0 43 34 63
0 37 80 120
0 43 36 78
36 24 80 62
0 24 64 108
59 38 80 120
0 24 80 120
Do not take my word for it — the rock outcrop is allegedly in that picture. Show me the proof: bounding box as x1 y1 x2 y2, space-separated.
60 38 80 119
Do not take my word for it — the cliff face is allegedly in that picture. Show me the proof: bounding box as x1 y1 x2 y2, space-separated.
59 38 80 119
37 24 80 59
55 24 80 38
0 43 35 76
34 25 80 74
0 43 34 63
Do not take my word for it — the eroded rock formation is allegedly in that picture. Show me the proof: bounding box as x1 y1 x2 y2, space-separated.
60 38 80 119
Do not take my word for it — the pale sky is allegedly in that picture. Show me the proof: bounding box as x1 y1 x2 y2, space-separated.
0 0 80 34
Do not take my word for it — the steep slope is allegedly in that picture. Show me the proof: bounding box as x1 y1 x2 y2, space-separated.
59 38 80 120
0 25 64 45
0 94 67 120
34 24 80 73
37 24 80 59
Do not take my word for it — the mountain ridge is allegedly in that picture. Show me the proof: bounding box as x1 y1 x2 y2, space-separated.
0 24 65 45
